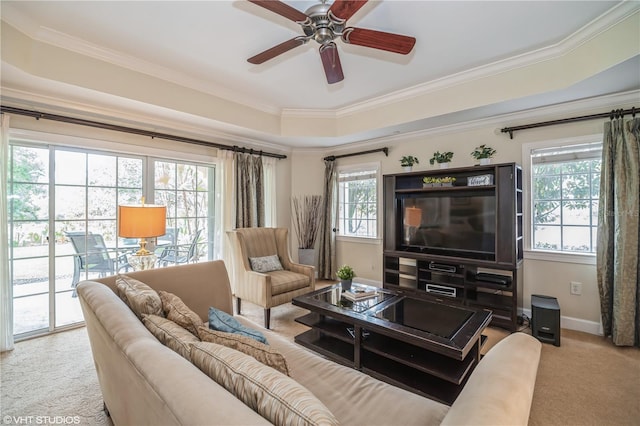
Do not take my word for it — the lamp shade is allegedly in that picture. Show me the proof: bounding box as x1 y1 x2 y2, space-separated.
404 207 422 227
118 204 167 238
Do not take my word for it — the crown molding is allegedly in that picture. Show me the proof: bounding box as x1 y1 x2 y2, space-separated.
0 9 282 116
291 90 640 156
0 86 292 155
283 2 640 119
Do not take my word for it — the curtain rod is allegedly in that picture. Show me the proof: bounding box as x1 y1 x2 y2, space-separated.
501 107 637 139
0 105 287 159
324 147 388 161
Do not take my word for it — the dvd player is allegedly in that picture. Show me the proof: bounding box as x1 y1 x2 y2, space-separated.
476 272 510 286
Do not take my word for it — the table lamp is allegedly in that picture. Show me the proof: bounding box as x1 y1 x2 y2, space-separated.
118 200 166 271
404 206 422 244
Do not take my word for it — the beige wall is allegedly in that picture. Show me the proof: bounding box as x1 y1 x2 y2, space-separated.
288 100 638 333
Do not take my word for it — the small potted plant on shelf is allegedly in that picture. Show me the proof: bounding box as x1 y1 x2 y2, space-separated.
429 151 454 169
422 176 435 187
471 145 497 165
400 155 419 172
336 265 355 291
441 176 457 186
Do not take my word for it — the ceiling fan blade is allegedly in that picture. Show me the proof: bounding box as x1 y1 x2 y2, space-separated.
343 27 416 55
319 43 344 84
248 38 306 64
247 0 309 23
329 0 368 21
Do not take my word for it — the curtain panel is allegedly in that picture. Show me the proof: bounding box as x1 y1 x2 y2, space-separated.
318 160 337 280
597 116 640 347
1 114 14 352
235 153 264 228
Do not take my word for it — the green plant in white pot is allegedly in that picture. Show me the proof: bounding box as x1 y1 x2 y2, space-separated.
471 145 496 165
336 265 355 291
400 156 419 172
429 151 454 169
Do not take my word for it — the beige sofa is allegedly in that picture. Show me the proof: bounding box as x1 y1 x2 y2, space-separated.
78 260 541 426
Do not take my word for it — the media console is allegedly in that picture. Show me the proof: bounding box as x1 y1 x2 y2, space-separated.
383 163 523 331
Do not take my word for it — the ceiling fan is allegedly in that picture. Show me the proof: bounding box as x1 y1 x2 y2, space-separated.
247 0 416 84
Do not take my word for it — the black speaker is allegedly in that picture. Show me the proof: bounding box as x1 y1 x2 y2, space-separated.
531 294 561 346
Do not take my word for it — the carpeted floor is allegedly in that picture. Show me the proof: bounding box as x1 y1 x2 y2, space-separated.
2 297 639 425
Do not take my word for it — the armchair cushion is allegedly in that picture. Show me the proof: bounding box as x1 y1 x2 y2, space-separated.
208 307 268 344
249 255 284 273
269 270 312 296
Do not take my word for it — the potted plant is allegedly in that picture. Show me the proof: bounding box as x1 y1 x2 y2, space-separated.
400 156 419 172
441 176 457 186
336 265 355 291
422 176 434 187
292 195 323 266
429 151 454 169
471 145 497 165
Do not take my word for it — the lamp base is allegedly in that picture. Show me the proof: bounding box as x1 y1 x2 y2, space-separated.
127 253 157 271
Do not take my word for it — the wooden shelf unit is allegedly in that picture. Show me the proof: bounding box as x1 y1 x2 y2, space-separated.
383 163 523 331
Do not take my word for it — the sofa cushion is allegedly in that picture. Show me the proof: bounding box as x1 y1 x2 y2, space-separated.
115 275 164 319
159 291 204 336
249 255 284 273
191 342 338 426
198 326 289 376
143 314 200 360
268 270 311 296
208 306 267 344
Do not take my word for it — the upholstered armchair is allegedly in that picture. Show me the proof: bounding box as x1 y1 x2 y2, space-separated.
227 227 315 329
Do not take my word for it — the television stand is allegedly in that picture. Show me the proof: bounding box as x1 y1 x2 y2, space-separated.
383 163 523 331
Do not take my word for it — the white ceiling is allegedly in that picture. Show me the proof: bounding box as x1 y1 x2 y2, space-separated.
1 0 639 150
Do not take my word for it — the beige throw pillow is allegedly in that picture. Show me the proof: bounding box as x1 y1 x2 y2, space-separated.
191 342 338 426
115 275 163 320
198 326 289 376
159 291 204 336
143 314 200 360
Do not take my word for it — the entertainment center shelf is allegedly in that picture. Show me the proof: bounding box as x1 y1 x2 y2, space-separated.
383 163 523 331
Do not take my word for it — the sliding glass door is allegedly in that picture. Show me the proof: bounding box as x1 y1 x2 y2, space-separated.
8 140 219 339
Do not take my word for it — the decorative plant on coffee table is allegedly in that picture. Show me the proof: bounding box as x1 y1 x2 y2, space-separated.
337 265 355 291
292 195 323 266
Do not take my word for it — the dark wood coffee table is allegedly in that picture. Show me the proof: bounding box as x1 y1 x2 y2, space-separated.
292 283 492 405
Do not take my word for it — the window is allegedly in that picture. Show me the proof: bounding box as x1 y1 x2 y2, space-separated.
7 136 221 339
530 142 601 254
337 165 379 239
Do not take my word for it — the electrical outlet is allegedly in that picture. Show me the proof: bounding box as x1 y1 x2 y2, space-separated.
570 281 582 295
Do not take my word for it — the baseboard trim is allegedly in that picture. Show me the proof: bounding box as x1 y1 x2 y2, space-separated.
521 308 603 336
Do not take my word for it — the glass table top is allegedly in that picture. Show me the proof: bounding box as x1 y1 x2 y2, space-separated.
312 283 395 313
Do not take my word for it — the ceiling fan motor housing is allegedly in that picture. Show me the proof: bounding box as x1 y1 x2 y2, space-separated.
303 2 345 46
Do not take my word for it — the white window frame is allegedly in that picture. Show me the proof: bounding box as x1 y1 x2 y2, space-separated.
522 134 602 265
336 162 382 244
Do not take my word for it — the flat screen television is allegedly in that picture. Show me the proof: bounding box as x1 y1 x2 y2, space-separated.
399 193 496 260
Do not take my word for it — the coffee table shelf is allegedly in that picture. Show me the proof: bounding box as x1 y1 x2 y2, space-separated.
362 352 465 405
362 333 477 384
295 329 354 366
295 313 354 344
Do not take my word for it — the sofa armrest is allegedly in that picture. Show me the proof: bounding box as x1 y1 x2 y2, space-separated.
440 332 541 426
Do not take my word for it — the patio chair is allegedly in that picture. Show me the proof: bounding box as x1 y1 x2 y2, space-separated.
65 231 130 296
158 229 201 267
